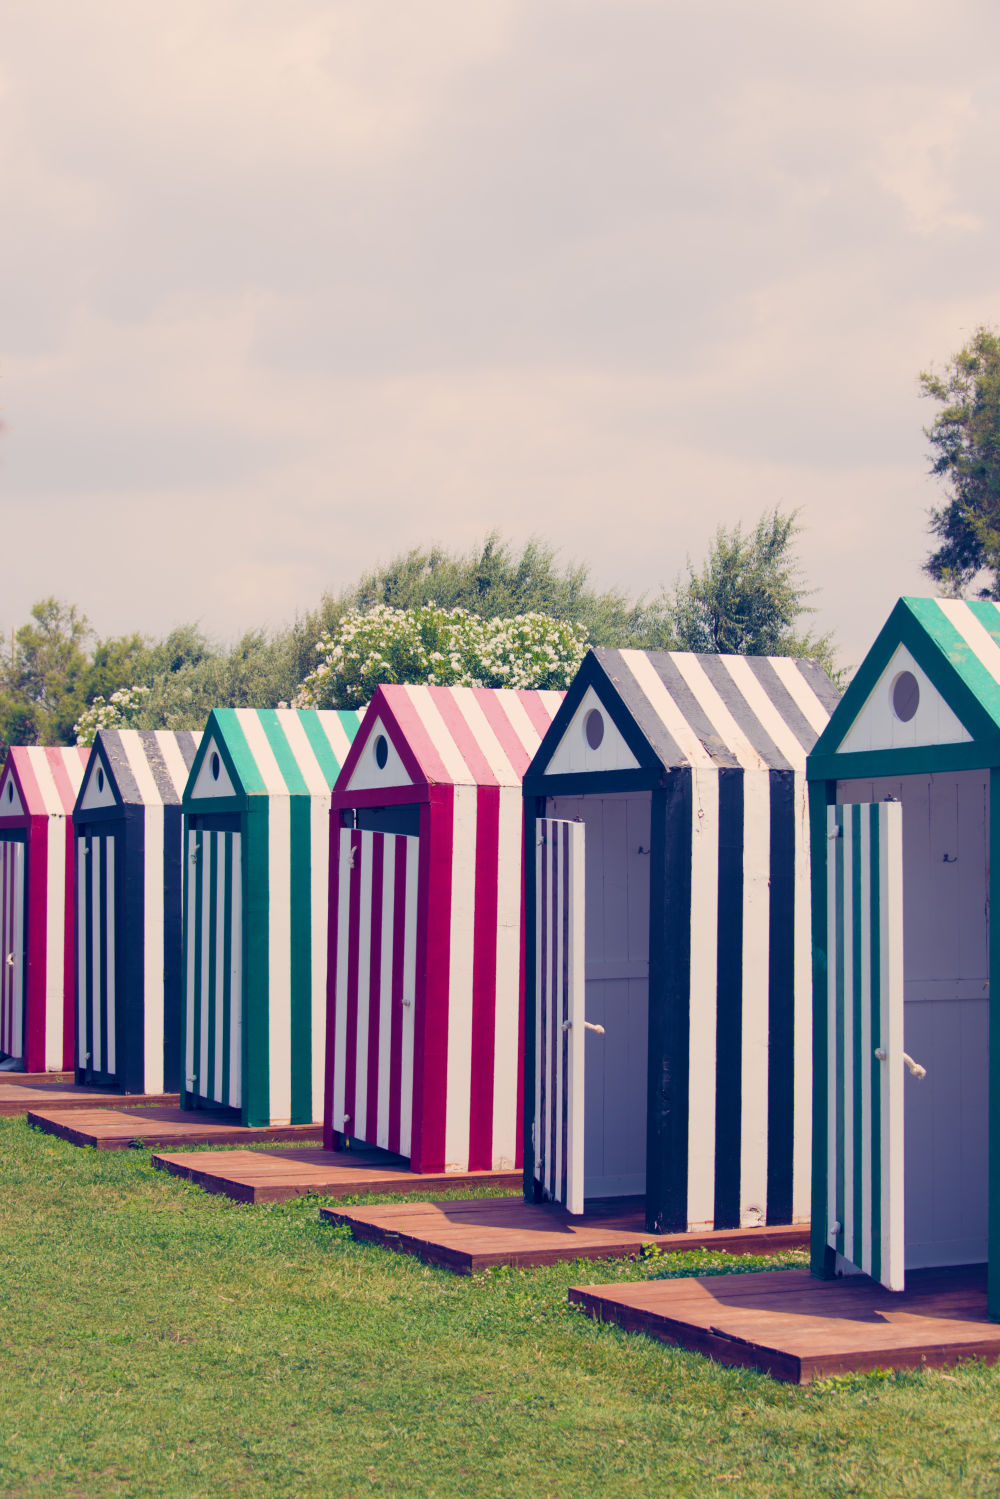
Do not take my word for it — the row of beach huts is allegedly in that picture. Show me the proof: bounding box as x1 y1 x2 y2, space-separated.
2 596 998 1332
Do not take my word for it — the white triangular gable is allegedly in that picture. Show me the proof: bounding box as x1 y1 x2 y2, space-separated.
837 644 973 754
78 754 120 811
540 686 642 775
344 717 414 792
188 737 237 800
0 771 24 818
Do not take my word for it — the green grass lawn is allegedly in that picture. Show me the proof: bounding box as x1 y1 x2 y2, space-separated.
2 1118 998 1498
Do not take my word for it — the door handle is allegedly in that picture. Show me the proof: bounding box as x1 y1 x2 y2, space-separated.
874 1047 926 1079
561 1020 605 1035
5 953 13 967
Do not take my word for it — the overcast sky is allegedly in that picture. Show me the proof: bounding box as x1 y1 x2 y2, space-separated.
4 0 999 668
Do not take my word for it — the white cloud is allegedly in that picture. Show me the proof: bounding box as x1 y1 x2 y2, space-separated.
3 0 1000 674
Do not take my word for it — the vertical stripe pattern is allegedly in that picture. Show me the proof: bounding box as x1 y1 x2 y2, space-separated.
328 687 564 1169
0 747 89 1071
534 818 585 1212
74 731 200 1092
525 647 838 1229
184 709 362 1125
329 829 418 1153
184 828 242 1109
0 842 25 1060
825 801 904 1290
76 832 117 1077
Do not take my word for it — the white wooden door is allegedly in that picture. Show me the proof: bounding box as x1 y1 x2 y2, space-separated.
534 818 586 1214
826 801 905 1289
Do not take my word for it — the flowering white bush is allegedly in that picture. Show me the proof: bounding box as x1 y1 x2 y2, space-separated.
295 604 588 709
74 685 152 746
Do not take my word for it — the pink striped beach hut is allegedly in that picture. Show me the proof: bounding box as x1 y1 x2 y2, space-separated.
325 684 565 1174
0 746 90 1071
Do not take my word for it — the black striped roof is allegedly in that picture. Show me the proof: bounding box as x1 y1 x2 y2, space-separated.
91 730 202 806
582 649 839 772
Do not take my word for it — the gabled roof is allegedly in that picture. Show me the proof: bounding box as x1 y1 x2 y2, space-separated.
809 597 1000 777
185 708 364 807
528 648 839 785
0 746 90 822
336 685 565 796
76 730 202 815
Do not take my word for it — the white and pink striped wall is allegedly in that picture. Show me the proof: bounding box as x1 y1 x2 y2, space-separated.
0 746 90 1071
325 684 564 1173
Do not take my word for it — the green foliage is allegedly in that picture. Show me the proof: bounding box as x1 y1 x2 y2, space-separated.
296 603 588 709
921 325 1000 597
1 516 835 755
292 533 657 687
665 508 836 673
0 598 92 753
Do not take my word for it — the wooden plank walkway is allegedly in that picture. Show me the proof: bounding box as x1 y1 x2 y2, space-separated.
28 1107 324 1150
152 1147 522 1204
569 1265 1000 1383
0 1079 179 1117
318 1196 810 1273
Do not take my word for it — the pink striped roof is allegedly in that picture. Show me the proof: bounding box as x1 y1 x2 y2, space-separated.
354 685 566 789
0 746 91 818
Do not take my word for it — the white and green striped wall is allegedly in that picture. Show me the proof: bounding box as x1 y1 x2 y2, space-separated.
182 707 363 1127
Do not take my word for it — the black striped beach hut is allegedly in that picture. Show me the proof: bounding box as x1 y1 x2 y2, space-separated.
808 597 1000 1318
522 646 839 1234
181 708 363 1128
73 730 201 1094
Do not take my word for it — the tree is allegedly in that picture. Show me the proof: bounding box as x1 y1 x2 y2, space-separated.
288 533 658 688
0 599 92 751
921 325 1000 596
664 509 835 672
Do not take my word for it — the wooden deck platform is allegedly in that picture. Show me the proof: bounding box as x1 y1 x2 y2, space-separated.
28 1107 324 1150
151 1146 522 1204
0 1079 179 1117
569 1265 1000 1383
318 1196 810 1273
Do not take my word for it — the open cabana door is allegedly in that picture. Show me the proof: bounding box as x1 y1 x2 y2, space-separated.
534 817 586 1214
824 801 905 1290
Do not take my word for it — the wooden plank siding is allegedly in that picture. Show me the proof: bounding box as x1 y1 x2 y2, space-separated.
183 708 364 1128
523 648 840 1235
0 747 89 1071
327 686 565 1174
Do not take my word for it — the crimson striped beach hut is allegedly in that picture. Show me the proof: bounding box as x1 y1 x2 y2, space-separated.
73 730 201 1094
325 684 565 1174
807 597 1000 1317
182 708 364 1127
523 646 840 1233
0 747 89 1071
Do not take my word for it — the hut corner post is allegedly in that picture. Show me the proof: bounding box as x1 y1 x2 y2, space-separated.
645 775 691 1236
808 778 837 1281
522 795 543 1203
989 769 1000 1321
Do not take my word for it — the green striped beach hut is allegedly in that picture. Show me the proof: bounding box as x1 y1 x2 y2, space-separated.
808 597 1000 1316
182 708 363 1127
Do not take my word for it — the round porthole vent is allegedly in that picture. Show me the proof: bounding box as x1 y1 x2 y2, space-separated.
891 670 920 723
374 735 389 769
97 768 105 793
211 751 221 781
585 708 605 750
